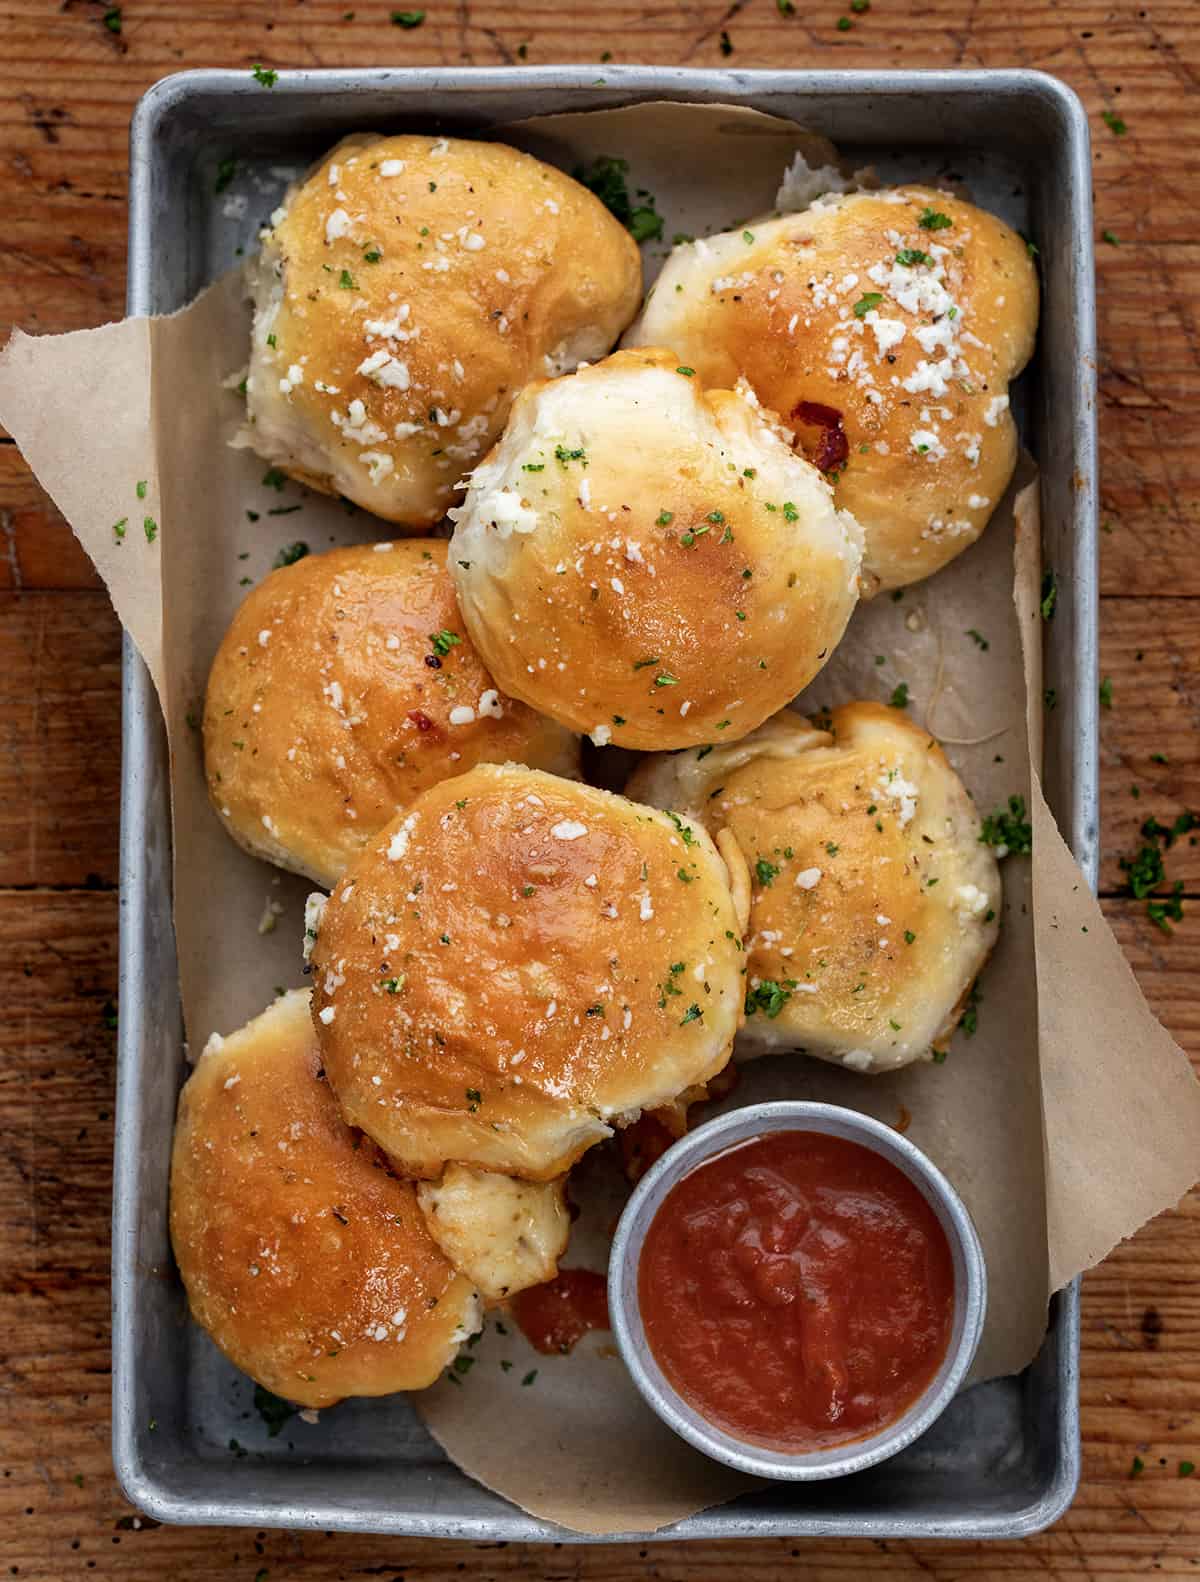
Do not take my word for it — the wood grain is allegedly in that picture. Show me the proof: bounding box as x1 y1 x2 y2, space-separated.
2 0 1200 1576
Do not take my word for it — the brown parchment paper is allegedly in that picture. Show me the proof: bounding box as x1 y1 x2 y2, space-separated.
3 101 1200 1538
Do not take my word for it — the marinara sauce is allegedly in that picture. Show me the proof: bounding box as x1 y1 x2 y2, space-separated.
638 1131 955 1452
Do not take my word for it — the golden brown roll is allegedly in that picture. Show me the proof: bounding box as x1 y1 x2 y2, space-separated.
625 186 1037 594
417 1167 570 1304
169 990 480 1407
203 541 579 888
448 348 862 750
237 134 643 526
309 763 746 1180
626 703 1001 1071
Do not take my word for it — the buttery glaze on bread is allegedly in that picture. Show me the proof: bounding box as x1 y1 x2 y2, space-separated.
169 990 480 1407
449 349 863 750
625 186 1037 594
238 134 643 526
203 541 579 888
309 763 746 1180
626 703 1000 1071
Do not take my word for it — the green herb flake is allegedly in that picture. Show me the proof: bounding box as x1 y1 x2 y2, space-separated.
1102 109 1127 136
253 1385 297 1437
680 1003 703 1025
755 858 780 887
918 205 952 230
742 229 755 244
338 268 358 290
745 980 792 1019
1180 1461 1195 1478
521 1369 538 1386
654 672 679 687
904 930 916 945
466 1087 482 1112
273 541 309 568
1040 569 1058 620
895 248 933 268
252 65 278 88
573 154 663 243
1100 675 1114 709
719 30 733 54
889 682 909 709
1101 229 1121 245
102 5 122 33
979 795 1033 857
143 517 158 544
554 443 586 466
136 480 147 499
215 158 236 195
836 15 853 29
676 365 696 377
430 629 462 658
853 292 883 318
1130 1454 1145 1477
966 628 989 650
391 8 426 25
112 518 127 542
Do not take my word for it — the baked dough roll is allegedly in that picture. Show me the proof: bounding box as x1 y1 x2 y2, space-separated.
204 540 579 888
417 1166 570 1304
449 348 862 750
626 703 1000 1072
238 134 642 526
625 186 1037 595
169 990 480 1407
309 763 746 1181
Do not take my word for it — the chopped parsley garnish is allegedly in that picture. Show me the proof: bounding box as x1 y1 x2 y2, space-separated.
680 1004 703 1025
676 365 696 377
633 655 660 670
667 812 697 846
215 157 236 194
895 248 933 268
904 930 916 945
1148 883 1185 934
391 8 426 24
836 15 852 29
1130 1454 1145 1477
755 858 780 886
522 1369 538 1386
112 518 127 542
382 977 403 994
273 541 309 568
745 980 792 1019
959 982 981 1037
979 794 1033 856
654 672 679 687
966 628 989 650
918 206 952 230
889 682 909 709
262 467 287 490
742 229 755 244
338 269 358 290
554 444 586 466
585 1004 605 1017
853 292 883 318
143 517 158 543
574 154 663 243
253 1385 296 1437
251 65 278 88
1101 229 1120 246
825 841 839 857
778 0 795 11
363 247 382 263
656 509 674 526
1102 109 1127 136
103 5 122 32
680 524 710 547
782 501 799 522
1099 675 1113 709
1040 570 1057 620
676 867 694 883
429 629 462 658
522 462 545 472
136 479 147 499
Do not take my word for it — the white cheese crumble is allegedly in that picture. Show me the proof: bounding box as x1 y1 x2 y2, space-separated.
795 867 823 889
551 820 588 841
318 1006 336 1025
387 814 417 862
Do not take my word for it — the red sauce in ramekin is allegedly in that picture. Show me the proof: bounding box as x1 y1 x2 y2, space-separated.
638 1131 955 1453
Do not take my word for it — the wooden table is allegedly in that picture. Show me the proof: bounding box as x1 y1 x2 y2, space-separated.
2 1 1198 1576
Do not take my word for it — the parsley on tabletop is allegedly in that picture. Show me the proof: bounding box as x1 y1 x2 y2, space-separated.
967 628 989 650
1100 675 1113 708
889 682 909 709
103 6 121 33
1101 229 1120 245
273 541 309 568
1102 109 1127 136
836 15 853 29
252 65 278 88
391 8 426 25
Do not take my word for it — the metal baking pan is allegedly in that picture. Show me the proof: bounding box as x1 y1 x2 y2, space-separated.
113 65 1096 1540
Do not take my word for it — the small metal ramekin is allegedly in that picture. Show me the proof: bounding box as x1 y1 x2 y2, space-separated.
608 1100 987 1481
